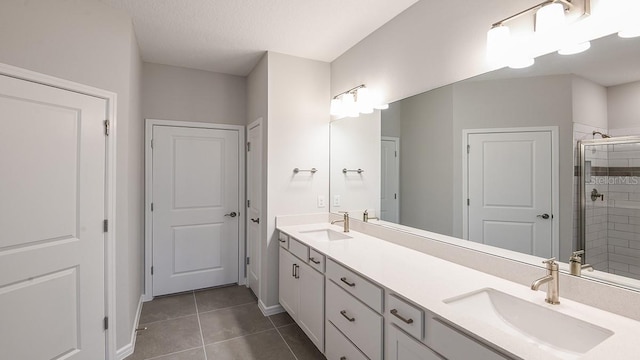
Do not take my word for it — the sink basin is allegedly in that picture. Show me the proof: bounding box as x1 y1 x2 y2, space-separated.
299 229 352 241
444 288 613 358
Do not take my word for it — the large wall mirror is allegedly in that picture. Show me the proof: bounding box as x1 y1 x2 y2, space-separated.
330 32 640 290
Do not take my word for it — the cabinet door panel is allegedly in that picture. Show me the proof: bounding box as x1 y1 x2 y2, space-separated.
278 247 298 318
388 325 442 360
298 262 324 352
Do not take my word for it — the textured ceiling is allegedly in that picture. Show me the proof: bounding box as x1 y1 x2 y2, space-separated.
101 0 420 76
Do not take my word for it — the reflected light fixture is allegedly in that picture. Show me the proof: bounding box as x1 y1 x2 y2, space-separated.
618 1 640 38
487 0 592 68
330 85 389 119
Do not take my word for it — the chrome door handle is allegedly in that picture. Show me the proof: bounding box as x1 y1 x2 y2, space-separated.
537 213 550 220
225 212 238 218
340 310 355 322
251 218 260 224
390 309 414 324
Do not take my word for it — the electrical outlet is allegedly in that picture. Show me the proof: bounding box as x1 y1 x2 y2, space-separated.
317 195 325 208
333 195 341 207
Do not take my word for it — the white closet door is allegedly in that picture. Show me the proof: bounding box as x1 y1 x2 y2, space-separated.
152 125 239 295
381 137 400 222
0 74 107 359
468 131 553 257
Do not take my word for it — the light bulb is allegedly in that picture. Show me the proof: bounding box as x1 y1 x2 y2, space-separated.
330 98 342 116
486 25 511 65
356 87 374 114
536 3 566 34
342 93 359 118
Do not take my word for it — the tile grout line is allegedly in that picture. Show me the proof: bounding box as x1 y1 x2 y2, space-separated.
193 291 209 360
196 300 259 316
268 316 300 360
142 346 203 360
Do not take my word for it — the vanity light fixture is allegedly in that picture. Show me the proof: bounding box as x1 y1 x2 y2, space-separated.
330 84 388 119
487 0 592 68
618 1 640 38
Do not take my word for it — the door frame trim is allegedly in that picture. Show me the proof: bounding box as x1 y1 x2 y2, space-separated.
462 126 559 258
0 63 118 359
246 117 263 297
144 119 246 301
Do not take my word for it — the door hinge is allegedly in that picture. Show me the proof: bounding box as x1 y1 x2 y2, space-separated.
104 120 110 136
246 257 250 265
150 139 153 149
467 144 470 154
467 198 470 206
395 150 398 157
247 199 251 208
247 142 251 152
103 219 108 232
104 316 109 330
394 193 397 200
151 203 154 211
151 266 154 275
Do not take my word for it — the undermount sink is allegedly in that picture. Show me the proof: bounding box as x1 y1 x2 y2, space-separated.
444 288 613 359
299 228 352 241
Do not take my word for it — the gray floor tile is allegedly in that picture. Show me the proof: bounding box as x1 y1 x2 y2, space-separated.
195 285 257 313
139 292 196 325
278 324 326 360
126 315 202 360
199 303 274 344
268 311 295 328
204 329 296 360
147 347 206 360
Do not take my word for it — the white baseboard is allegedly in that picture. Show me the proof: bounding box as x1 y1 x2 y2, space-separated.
116 295 144 360
258 299 285 316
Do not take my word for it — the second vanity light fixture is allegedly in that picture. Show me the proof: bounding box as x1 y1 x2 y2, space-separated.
330 84 389 119
487 0 592 69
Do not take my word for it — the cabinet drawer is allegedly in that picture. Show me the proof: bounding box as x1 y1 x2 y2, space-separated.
326 280 383 360
278 232 289 248
325 321 368 360
427 317 510 360
308 248 325 273
289 237 309 261
326 259 383 313
387 324 443 360
388 294 423 340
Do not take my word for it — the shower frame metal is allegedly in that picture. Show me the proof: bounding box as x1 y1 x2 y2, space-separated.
577 136 640 257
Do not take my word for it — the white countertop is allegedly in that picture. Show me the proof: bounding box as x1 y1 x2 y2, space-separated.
278 222 640 360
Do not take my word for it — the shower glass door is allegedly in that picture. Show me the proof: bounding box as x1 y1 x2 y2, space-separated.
579 137 640 280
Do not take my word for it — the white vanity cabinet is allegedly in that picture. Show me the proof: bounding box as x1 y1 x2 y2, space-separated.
387 324 443 360
278 238 324 352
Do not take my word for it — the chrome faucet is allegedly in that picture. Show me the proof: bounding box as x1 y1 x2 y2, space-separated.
531 258 560 305
331 212 350 232
569 250 594 276
363 210 379 223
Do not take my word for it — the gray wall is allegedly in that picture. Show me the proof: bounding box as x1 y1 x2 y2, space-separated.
0 0 143 351
142 62 246 125
397 85 454 235
608 80 640 130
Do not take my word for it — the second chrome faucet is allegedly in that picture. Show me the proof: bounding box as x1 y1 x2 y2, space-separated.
331 212 350 232
531 258 560 305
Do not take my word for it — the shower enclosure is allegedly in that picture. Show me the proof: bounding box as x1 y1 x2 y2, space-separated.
578 136 640 281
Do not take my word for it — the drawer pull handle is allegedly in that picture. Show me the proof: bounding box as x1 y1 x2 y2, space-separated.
309 257 321 264
340 277 356 287
390 309 414 324
340 310 355 322
292 264 296 277
340 357 347 360
279 239 286 243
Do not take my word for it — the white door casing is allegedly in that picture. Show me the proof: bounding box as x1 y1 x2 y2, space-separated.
381 137 400 222
0 73 108 359
246 118 262 296
464 128 558 258
150 123 243 296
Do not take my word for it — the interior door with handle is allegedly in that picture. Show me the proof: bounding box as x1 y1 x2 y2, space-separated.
152 125 240 296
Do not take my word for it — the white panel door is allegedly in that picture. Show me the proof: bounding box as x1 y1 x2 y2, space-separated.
298 261 324 352
152 125 239 295
381 137 400 222
0 75 106 359
468 131 553 257
246 119 262 296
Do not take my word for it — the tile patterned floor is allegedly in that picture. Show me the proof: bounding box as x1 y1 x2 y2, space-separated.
126 285 326 360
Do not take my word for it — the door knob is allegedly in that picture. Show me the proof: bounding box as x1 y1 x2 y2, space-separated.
224 212 237 218
251 218 260 224
537 213 550 220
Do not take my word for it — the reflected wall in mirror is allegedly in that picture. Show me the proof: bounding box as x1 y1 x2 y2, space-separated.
329 33 640 289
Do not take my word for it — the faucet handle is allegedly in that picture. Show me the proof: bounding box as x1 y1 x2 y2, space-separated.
570 250 584 262
542 257 558 270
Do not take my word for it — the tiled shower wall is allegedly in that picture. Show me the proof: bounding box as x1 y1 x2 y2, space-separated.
605 142 640 280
